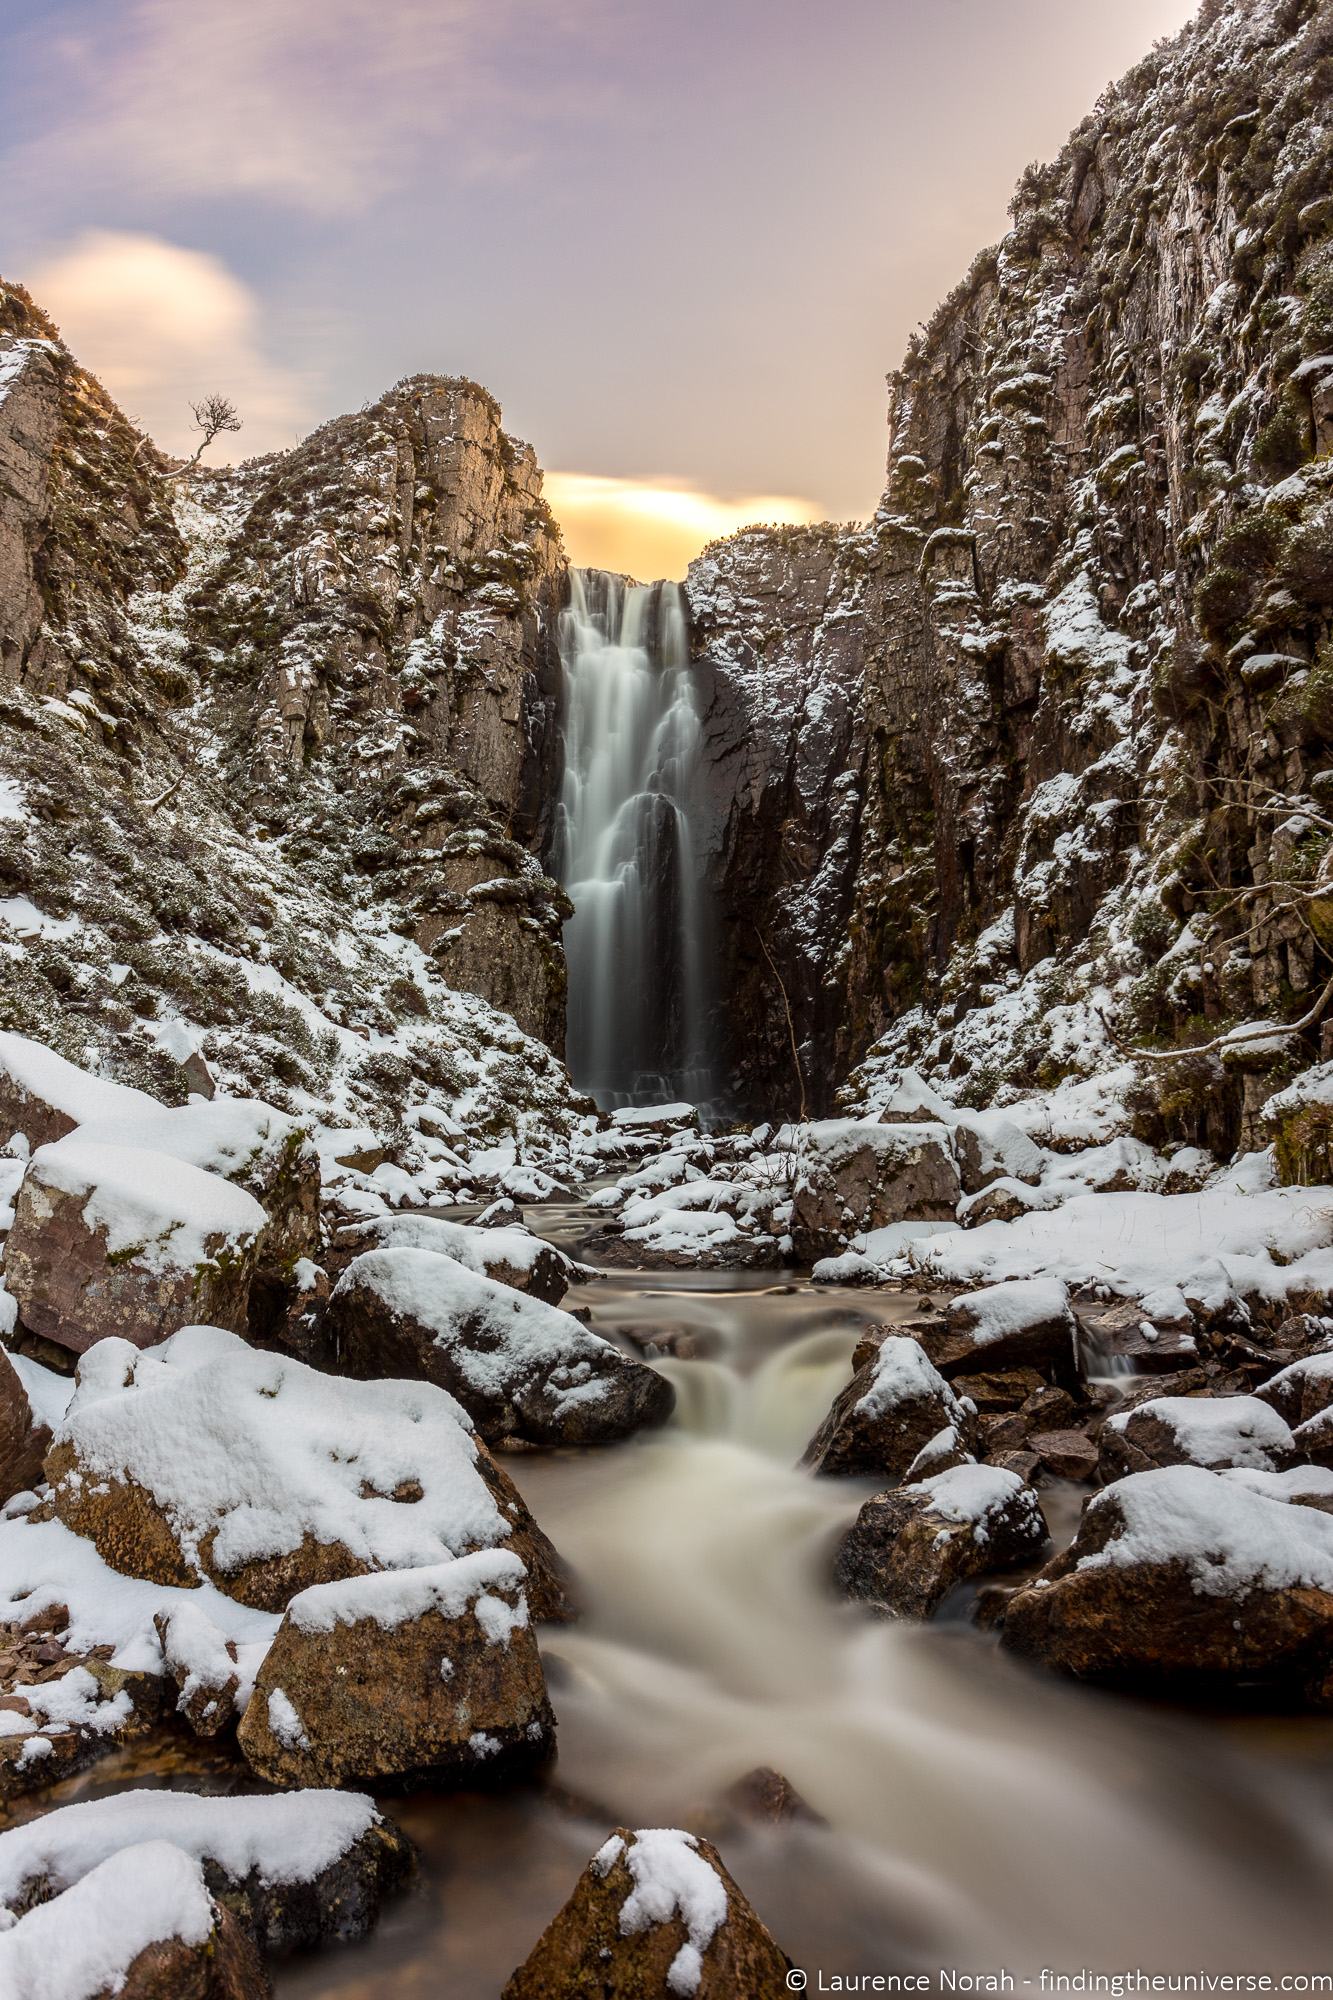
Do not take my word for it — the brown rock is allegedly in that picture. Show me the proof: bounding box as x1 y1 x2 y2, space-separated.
502 1827 791 1999
1256 1353 1333 1428
919 1280 1080 1389
1002 1464 1333 1687
0 1345 50 1502
1030 1429 1099 1481
834 1464 1049 1617
154 1605 241 1738
790 1122 960 1261
1099 1394 1297 1481
949 1367 1048 1412
238 1550 554 1789
800 1336 970 1478
722 1766 825 1827
6 1141 263 1354
328 1247 674 1447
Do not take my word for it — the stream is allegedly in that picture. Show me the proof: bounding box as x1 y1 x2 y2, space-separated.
40 1202 1333 1993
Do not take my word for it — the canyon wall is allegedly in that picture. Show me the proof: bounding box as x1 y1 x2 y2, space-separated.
690 0 1333 1145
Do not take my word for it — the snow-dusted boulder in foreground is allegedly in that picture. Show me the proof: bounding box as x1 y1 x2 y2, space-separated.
45 1325 571 1619
0 1786 412 1952
789 1119 960 1262
918 1277 1081 1388
0 1841 268 2000
328 1247 674 1447
502 1826 791 1999
1100 1393 1298 1480
238 1548 553 1790
800 1336 971 1479
835 1464 1049 1618
1003 1465 1333 1692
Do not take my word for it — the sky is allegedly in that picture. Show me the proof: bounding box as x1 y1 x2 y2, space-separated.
0 0 1198 578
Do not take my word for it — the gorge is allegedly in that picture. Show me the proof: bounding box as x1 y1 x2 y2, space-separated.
0 0 1332 1995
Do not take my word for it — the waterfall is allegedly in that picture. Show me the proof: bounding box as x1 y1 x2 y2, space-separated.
555 569 714 1109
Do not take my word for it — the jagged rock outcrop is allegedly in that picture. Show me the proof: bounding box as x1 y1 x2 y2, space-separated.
690 0 1333 1136
0 279 581 1164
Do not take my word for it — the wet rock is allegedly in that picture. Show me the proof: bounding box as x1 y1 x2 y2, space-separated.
0 1843 271 2000
1099 1394 1297 1480
328 1247 673 1447
45 1324 573 1621
502 1826 791 1999
948 1367 1049 1413
0 1347 50 1503
790 1120 960 1260
1003 1465 1333 1688
918 1279 1081 1390
1020 1385 1079 1432
238 1549 554 1790
834 1465 1049 1618
1030 1429 1099 1482
0 1787 414 1953
721 1766 825 1827
6 1139 264 1354
800 1335 970 1479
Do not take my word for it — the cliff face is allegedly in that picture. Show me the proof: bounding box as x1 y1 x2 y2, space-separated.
691 0 1333 1144
0 288 580 1162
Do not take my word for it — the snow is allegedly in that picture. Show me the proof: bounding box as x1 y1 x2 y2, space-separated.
0 1842 216 1999
53 1323 514 1585
156 1600 242 1721
594 1828 729 1998
0 1665 131 1745
286 1547 527 1636
266 1688 310 1751
334 1248 616 1414
950 1276 1072 1342
342 1211 565 1286
611 1103 696 1129
1107 1394 1295 1470
1080 1465 1333 1597
905 1464 1034 1545
0 783 27 827
0 1033 142 1135
854 1336 959 1420
6 1350 74 1432
910 1172 1333 1314
27 1137 266 1275
0 1787 383 1914
0 1513 277 1699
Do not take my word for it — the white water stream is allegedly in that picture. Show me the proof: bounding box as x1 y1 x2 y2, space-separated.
555 571 713 1108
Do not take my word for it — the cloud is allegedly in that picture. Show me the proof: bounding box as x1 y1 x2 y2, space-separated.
12 0 606 216
544 471 826 582
28 231 313 457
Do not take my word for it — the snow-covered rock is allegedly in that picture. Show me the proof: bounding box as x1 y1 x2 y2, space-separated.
918 1277 1080 1386
1004 1465 1333 1691
501 1827 790 1999
1100 1394 1298 1480
789 1119 960 1261
44 1324 570 1617
835 1463 1048 1617
800 1335 970 1480
237 1547 553 1789
333 1210 574 1305
0 1786 412 1952
327 1247 673 1446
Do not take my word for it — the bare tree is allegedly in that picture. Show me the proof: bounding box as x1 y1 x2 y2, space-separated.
165 395 242 479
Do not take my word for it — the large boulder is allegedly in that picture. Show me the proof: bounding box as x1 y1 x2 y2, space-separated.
0 1841 270 1999
0 1346 50 1502
917 1277 1081 1389
238 1549 554 1789
1256 1351 1333 1427
332 1211 574 1305
835 1464 1049 1617
44 1325 572 1619
1002 1464 1333 1689
800 1336 970 1479
0 1035 320 1337
502 1827 790 1999
5 1139 266 1353
951 1112 1046 1195
789 1119 960 1261
1099 1393 1297 1480
327 1247 673 1446
0 1786 412 1952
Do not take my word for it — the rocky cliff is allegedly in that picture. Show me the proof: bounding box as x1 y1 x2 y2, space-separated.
690 0 1333 1152
0 280 580 1171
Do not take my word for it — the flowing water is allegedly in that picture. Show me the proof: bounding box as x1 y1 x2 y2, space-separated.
554 571 714 1108
265 1224 1333 1995
43 1219 1333 1993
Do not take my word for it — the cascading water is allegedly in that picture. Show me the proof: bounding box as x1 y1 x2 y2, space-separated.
555 569 714 1107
